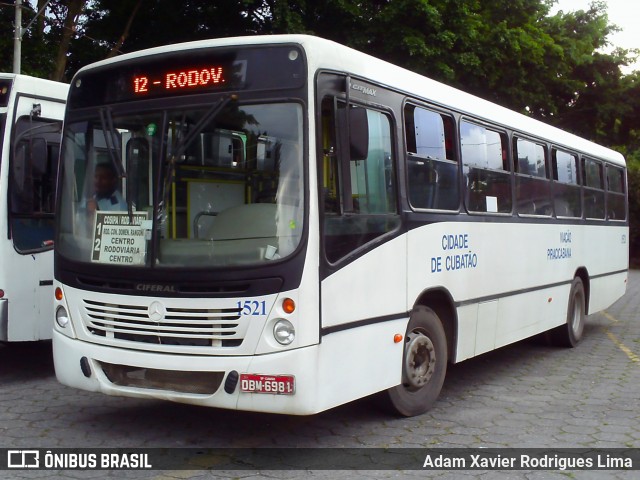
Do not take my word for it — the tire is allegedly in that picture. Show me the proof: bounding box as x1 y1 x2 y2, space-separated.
548 277 586 348
382 306 448 417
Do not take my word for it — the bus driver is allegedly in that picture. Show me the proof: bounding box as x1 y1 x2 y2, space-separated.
86 162 127 212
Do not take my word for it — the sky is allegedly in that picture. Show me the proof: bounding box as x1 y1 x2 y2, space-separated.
550 0 640 73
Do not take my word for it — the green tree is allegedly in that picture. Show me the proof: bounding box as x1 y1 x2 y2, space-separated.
538 2 629 141
258 0 633 139
3 0 638 261
1 0 54 77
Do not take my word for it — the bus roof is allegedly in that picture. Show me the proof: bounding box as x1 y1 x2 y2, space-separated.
0 73 69 101
73 34 625 167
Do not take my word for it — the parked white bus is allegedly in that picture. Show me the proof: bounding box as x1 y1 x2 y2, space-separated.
0 74 67 342
53 35 627 416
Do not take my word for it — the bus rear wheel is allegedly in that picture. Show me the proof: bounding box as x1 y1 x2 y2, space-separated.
548 277 586 347
383 306 447 417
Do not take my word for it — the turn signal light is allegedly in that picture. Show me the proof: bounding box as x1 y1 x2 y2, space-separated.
394 334 403 343
55 287 63 301
282 298 296 314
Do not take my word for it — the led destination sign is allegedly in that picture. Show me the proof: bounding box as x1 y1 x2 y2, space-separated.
68 45 305 109
132 63 244 95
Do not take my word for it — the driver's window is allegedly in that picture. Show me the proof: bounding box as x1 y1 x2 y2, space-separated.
320 97 399 263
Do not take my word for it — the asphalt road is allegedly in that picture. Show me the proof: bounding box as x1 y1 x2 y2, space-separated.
1 271 639 479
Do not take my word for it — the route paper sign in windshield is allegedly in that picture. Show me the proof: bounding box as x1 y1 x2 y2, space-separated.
92 212 148 265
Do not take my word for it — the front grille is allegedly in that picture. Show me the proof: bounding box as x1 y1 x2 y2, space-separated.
99 362 224 394
83 299 244 347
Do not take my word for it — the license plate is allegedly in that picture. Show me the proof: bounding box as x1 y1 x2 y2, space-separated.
239 373 295 395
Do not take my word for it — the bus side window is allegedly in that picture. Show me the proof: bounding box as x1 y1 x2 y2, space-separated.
514 137 551 216
10 117 61 251
405 105 459 211
582 157 605 219
551 148 581 218
320 97 400 263
460 121 511 214
606 164 626 220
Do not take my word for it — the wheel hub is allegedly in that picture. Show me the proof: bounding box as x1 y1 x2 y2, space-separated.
404 331 436 389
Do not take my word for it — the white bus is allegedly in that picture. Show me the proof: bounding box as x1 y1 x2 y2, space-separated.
53 35 627 416
0 74 68 342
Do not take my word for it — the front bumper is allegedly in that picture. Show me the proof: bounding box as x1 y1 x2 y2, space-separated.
53 330 322 415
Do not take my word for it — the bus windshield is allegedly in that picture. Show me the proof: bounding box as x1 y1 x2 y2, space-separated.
57 101 304 268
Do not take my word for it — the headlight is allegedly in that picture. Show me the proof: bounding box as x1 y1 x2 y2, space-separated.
56 306 70 328
273 319 295 345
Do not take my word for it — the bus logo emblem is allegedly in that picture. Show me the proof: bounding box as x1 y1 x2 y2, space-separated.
148 302 166 322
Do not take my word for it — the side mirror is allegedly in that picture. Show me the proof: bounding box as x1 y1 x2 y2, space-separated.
335 101 370 213
126 137 149 206
126 137 149 165
30 139 48 175
348 106 369 161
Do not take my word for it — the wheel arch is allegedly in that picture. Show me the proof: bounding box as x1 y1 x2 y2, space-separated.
412 288 457 363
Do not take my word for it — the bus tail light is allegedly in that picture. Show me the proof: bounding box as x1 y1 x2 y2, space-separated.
0 289 4 298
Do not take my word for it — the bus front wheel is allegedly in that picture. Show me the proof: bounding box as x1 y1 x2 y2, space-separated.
549 277 586 347
383 306 447 417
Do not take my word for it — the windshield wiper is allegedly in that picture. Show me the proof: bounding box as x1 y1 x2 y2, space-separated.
99 107 137 219
98 107 126 178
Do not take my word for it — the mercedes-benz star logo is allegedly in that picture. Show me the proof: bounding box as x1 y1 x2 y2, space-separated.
148 301 166 322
